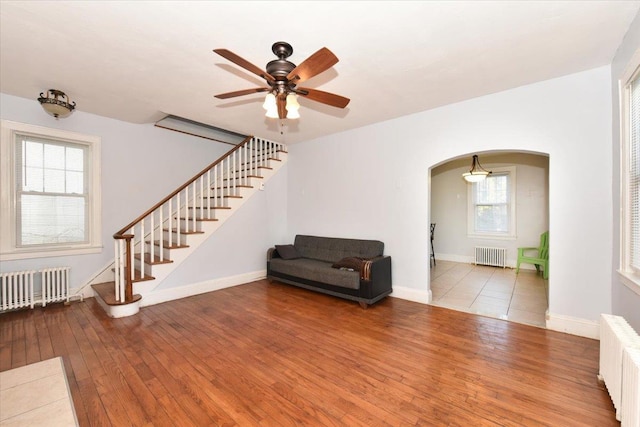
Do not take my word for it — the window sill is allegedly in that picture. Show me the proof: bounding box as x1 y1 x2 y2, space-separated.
467 233 517 241
618 270 640 297
0 245 102 261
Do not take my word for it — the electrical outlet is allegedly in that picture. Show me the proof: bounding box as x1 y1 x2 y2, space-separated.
259 182 265 191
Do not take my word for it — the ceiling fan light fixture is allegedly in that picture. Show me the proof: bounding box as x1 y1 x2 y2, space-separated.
37 89 76 119
462 155 492 182
285 93 300 119
262 93 276 110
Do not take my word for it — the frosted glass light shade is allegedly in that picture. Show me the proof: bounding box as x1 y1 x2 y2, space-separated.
265 105 279 118
37 89 76 119
462 171 489 182
262 93 276 110
285 93 300 119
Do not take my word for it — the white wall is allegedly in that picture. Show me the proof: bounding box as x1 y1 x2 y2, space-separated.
431 152 548 266
156 164 288 288
611 11 640 331
0 93 287 294
288 66 612 334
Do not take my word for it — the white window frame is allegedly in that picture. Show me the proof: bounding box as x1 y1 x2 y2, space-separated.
0 120 102 260
619 52 640 295
467 166 517 239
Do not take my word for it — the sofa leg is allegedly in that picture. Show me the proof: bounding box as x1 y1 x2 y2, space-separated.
359 301 368 309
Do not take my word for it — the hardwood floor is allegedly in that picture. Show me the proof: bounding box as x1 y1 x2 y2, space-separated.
1 280 617 426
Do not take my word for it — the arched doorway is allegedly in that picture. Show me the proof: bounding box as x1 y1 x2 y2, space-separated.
428 151 549 327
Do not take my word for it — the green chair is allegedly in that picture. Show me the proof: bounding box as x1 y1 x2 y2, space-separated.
516 231 549 279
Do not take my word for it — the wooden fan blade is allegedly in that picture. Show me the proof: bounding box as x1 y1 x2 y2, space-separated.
297 87 350 109
213 49 275 82
277 93 287 119
287 47 338 84
214 87 269 99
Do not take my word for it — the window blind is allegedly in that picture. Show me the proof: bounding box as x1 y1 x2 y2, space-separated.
631 75 640 271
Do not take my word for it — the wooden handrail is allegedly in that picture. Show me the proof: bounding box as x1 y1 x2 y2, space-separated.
113 135 254 238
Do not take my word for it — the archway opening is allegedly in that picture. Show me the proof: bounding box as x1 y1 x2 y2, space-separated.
428 150 549 327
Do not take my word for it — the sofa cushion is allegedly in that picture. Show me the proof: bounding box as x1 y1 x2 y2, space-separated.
294 235 384 263
275 244 302 260
270 258 361 290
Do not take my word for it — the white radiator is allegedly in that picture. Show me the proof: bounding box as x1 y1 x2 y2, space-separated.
474 247 506 268
41 267 71 307
0 267 71 312
622 348 640 427
599 314 640 422
1 270 36 311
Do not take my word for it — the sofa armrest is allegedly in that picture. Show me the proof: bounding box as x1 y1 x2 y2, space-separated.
267 247 281 261
364 256 391 282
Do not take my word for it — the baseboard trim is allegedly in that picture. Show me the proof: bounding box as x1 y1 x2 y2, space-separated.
435 253 533 270
546 312 600 339
140 270 266 307
390 286 431 304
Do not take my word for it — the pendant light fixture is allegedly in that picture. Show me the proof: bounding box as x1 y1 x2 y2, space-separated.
37 89 76 119
462 155 492 182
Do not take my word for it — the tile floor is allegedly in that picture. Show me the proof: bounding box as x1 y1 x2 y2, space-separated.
429 260 548 328
0 357 78 426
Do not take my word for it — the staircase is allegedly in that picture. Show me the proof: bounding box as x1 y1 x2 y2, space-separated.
91 136 287 318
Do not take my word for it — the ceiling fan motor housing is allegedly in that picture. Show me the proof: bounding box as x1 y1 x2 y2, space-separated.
267 42 296 81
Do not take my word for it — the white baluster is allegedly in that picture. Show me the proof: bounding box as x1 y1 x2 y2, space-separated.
130 226 135 283
150 212 155 265
192 181 197 232
158 208 164 261
207 170 211 220
233 151 237 195
213 164 218 214
176 192 182 244
140 220 145 273
168 198 173 247
199 176 204 221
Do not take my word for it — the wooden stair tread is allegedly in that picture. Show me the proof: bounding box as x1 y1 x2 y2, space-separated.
203 196 242 200
212 184 253 190
177 217 219 222
223 175 263 180
235 166 272 172
145 240 189 249
134 253 174 265
109 269 156 282
202 195 243 199
162 228 205 235
92 282 142 306
186 206 231 210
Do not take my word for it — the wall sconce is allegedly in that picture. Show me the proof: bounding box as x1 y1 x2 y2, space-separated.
38 89 76 119
462 155 492 182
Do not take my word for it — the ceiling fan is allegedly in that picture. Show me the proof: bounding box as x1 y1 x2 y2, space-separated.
213 42 350 119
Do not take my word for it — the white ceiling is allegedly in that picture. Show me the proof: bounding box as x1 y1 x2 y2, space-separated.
1 1 639 144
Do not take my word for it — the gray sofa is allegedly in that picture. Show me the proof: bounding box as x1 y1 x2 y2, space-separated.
267 235 392 307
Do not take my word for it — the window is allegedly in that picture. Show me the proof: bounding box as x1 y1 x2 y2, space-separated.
621 63 640 290
468 167 516 238
0 120 101 260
